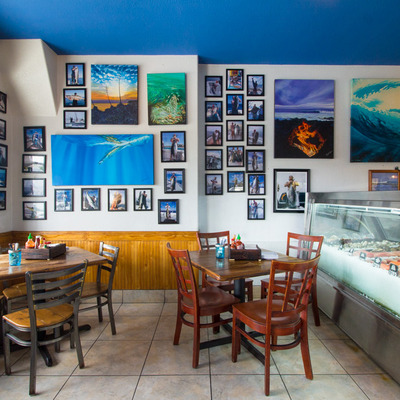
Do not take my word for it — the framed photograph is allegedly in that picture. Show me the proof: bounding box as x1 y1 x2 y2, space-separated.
23 201 47 220
66 63 85 86
134 188 153 211
226 69 244 90
226 120 244 141
205 149 223 170
227 171 245 193
81 188 100 211
0 119 6 140
54 189 74 212
108 188 127 211
246 150 265 172
158 199 179 224
164 169 185 193
247 100 264 121
0 91 6 113
161 131 186 162
248 173 265 195
63 88 87 107
205 125 223 146
0 144 7 167
0 167 6 188
64 110 87 129
22 178 46 197
273 169 310 213
368 170 400 191
226 94 243 115
247 75 264 96
23 126 46 152
247 125 264 146
205 76 222 97
205 173 223 195
227 146 244 167
22 154 46 173
0 191 5 210
205 101 223 122
248 199 265 220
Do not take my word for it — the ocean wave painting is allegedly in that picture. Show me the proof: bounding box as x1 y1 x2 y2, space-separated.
351 79 400 162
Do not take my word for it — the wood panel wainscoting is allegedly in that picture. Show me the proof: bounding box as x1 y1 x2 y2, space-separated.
1 231 199 290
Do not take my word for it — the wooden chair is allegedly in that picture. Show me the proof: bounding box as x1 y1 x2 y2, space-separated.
2 261 88 395
166 242 240 368
260 232 324 325
79 242 120 335
2 279 28 314
196 231 254 301
232 256 321 396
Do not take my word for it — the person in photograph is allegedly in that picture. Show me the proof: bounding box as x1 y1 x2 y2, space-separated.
251 77 258 95
249 102 260 120
0 93 5 112
0 147 6 166
251 200 258 218
212 128 220 145
210 103 221 121
71 65 79 84
251 175 260 194
141 190 148 209
165 203 171 219
169 173 177 191
170 134 179 161
284 175 300 208
252 128 259 144
209 78 221 95
252 152 258 171
110 191 122 210
231 95 241 114
210 176 218 194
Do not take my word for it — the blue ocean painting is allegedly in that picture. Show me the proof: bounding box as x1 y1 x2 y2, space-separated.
52 134 154 185
351 79 400 162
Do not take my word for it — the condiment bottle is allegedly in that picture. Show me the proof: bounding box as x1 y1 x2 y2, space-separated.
25 233 35 249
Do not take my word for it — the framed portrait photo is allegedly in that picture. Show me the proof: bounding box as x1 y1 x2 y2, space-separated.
227 146 244 167
246 150 265 172
247 125 264 146
23 126 46 152
247 100 264 121
81 188 100 211
164 169 185 193
158 199 179 224
0 144 7 167
247 74 265 96
66 63 85 86
0 118 6 140
63 88 87 107
22 154 46 173
248 198 265 220
227 171 245 193
205 101 223 122
205 173 223 195
0 191 5 210
205 125 223 146
205 75 222 97
0 167 6 188
226 120 244 142
22 178 46 197
54 189 74 212
23 201 47 220
0 91 6 114
108 188 127 211
248 174 265 195
205 149 223 170
226 94 244 116
368 170 400 191
64 110 87 129
273 169 310 213
226 69 244 90
161 131 186 162
134 188 153 211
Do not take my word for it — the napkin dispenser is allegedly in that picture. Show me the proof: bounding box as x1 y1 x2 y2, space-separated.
229 245 261 261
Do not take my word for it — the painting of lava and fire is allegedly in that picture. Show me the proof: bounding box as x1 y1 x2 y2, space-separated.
147 73 186 125
274 79 334 159
351 79 400 162
91 65 138 125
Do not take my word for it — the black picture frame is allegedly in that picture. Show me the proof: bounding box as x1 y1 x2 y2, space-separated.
227 171 245 193
54 189 74 212
108 188 127 211
227 146 244 168
66 63 85 86
158 199 179 224
164 169 185 193
205 173 223 195
0 144 7 167
226 94 244 116
22 178 46 197
134 188 153 211
23 201 47 220
64 110 87 129
205 125 223 146
248 173 265 195
0 91 6 114
0 191 5 210
81 188 101 211
0 167 6 188
205 101 223 122
247 74 265 96
247 125 264 146
226 120 244 141
205 149 223 170
161 131 186 162
205 75 222 97
226 69 244 90
246 149 265 172
248 198 265 220
22 154 46 173
23 126 46 152
63 88 87 107
247 100 264 121
0 118 6 140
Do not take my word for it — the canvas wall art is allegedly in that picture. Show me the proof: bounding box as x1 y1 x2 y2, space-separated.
351 79 400 162
274 79 334 159
91 64 138 125
147 73 186 125
51 134 154 185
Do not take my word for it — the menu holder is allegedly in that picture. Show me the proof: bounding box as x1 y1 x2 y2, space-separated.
21 243 67 260
229 245 261 261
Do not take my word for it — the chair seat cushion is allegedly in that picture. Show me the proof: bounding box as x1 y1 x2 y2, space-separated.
81 282 108 298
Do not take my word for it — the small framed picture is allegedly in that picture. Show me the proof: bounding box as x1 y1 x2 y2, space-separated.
226 94 244 115
0 191 5 210
273 169 310 213
226 69 244 90
158 199 179 224
247 75 264 96
205 125 223 146
22 154 46 173
248 174 266 195
0 119 6 140
227 146 244 167
0 167 6 188
205 76 222 97
134 188 153 211
368 170 400 191
164 169 185 193
248 199 265 220
22 178 46 197
205 101 223 122
227 171 245 193
205 149 223 170
246 150 265 172
66 63 85 86
63 88 87 107
108 189 127 211
23 126 46 152
81 188 101 211
161 131 186 162
54 189 74 212
64 110 87 129
0 91 6 113
247 100 264 121
226 120 244 141
23 201 47 220
205 173 223 195
0 144 7 167
247 125 264 146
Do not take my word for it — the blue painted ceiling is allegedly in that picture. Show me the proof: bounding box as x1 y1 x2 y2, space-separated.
1 0 399 65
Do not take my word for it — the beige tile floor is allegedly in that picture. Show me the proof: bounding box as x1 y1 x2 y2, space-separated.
1 290 400 399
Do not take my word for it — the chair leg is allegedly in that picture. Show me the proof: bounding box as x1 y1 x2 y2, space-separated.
173 310 183 345
212 314 220 334
311 281 320 326
107 295 116 335
96 296 103 322
300 325 313 380
192 319 200 368
73 316 85 369
231 313 240 362
260 280 267 299
247 282 253 301
54 327 61 352
264 339 271 396
29 333 38 395
2 322 11 375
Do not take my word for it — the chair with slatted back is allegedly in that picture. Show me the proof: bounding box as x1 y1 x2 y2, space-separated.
260 232 324 325
2 261 88 395
196 231 253 301
232 256 321 396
